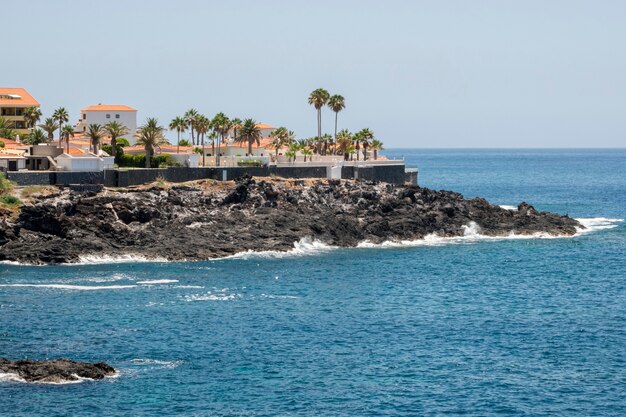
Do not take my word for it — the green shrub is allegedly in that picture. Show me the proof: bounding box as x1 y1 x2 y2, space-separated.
237 159 262 167
178 139 191 147
116 138 131 147
0 172 15 195
117 153 179 168
0 194 21 206
0 140 4 148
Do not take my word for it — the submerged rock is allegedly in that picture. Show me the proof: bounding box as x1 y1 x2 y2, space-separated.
0 177 582 264
0 358 116 383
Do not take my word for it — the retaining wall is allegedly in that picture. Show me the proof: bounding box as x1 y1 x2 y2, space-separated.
6 164 409 187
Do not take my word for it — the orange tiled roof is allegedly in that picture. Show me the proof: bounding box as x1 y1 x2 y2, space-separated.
125 144 193 154
256 123 273 129
65 147 87 156
0 88 40 107
82 104 137 112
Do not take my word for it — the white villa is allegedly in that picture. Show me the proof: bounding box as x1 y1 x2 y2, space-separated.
74 104 137 144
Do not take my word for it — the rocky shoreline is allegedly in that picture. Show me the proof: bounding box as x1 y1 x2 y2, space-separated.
0 177 581 265
0 358 116 383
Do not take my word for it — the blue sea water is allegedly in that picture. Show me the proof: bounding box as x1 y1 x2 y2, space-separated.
1 148 625 416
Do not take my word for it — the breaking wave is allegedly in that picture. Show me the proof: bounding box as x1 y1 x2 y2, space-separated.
70 254 169 265
137 279 179 285
0 372 119 385
0 284 136 291
221 237 336 260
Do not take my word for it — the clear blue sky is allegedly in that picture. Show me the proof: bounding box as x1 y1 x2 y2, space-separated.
4 0 625 147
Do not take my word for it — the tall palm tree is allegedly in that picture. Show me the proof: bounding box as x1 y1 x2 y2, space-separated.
23 107 42 133
87 124 104 154
327 94 345 143
39 118 59 141
103 121 130 157
336 129 353 160
211 112 231 166
231 117 242 146
369 139 383 160
195 115 211 166
237 119 262 156
61 124 74 154
135 118 167 168
308 88 330 143
184 109 199 145
52 107 69 140
357 128 374 160
169 116 187 154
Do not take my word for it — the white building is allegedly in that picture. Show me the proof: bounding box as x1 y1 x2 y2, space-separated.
74 104 138 144
55 153 115 172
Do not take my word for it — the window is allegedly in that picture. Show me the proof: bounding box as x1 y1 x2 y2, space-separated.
82 114 86 120
106 114 111 119
115 114 120 119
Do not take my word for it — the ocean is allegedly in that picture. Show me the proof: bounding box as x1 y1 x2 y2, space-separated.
1 148 625 416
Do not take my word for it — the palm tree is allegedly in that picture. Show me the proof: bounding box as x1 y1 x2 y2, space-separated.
24 128 47 145
39 118 59 141
308 88 330 143
87 124 104 154
23 107 42 133
269 127 291 159
357 128 374 160
184 108 199 145
52 107 69 140
328 94 345 143
0 117 16 140
195 115 211 166
61 124 74 154
103 121 130 157
135 118 167 168
211 112 232 166
237 119 262 156
369 139 383 160
169 116 186 154
231 117 242 146
336 129 353 160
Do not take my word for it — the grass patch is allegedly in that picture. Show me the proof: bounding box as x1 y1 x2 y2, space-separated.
0 194 21 207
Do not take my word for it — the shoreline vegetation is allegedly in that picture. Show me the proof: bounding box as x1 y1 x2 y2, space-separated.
0 176 580 265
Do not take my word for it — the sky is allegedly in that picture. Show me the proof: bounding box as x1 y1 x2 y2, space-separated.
3 0 625 147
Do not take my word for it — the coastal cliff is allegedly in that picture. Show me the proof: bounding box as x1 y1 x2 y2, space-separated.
0 177 581 265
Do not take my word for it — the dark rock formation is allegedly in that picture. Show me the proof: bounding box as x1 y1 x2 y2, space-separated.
0 358 116 383
0 177 582 264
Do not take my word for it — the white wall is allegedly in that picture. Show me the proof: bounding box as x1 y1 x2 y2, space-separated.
0 158 26 170
168 153 199 168
56 155 115 171
76 111 137 144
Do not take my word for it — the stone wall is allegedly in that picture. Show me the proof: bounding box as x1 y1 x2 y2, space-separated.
6 163 409 187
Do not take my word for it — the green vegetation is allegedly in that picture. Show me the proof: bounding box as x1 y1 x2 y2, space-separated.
328 94 345 142
0 117 16 140
0 140 4 148
103 121 130 157
0 194 21 207
308 88 330 143
21 185 48 198
22 106 42 133
135 118 168 168
237 119 262 156
117 154 179 168
39 117 59 141
23 128 47 145
237 159 262 167
178 139 191 147
53 107 69 140
87 124 104 154
0 172 15 194
169 116 187 153
60 124 74 153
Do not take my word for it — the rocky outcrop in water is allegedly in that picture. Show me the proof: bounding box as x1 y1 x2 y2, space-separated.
0 358 116 383
0 177 581 264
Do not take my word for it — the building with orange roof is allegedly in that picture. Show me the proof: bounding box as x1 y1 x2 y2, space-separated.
0 87 41 135
74 104 137 144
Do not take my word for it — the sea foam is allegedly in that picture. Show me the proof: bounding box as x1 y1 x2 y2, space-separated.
0 371 119 385
70 254 169 265
136 279 179 285
0 284 136 291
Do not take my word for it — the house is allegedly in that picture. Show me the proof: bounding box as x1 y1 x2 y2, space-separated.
124 144 199 167
0 87 40 135
74 104 137 144
55 150 115 172
0 148 27 172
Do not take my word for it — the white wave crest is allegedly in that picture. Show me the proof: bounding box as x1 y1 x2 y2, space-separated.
575 217 623 233
137 279 179 285
0 284 136 291
70 254 169 265
499 205 518 211
222 237 335 260
130 359 183 369
0 371 119 385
